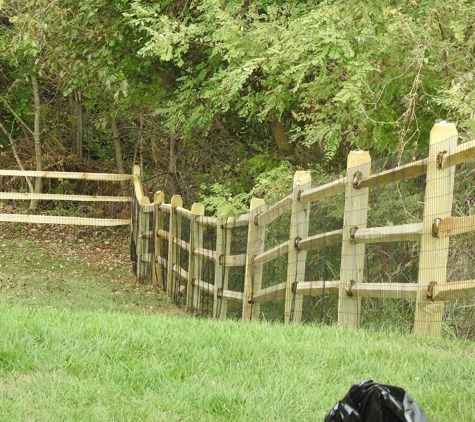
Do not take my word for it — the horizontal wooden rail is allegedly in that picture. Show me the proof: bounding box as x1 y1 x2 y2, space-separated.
0 192 131 202
164 212 249 229
173 263 189 281
299 177 345 205
252 282 286 304
218 289 244 302
436 216 475 238
164 207 248 227
157 229 170 241
0 214 130 226
252 280 418 302
351 282 418 299
251 230 345 265
257 195 292 226
253 241 290 266
296 280 339 296
175 206 194 219
248 230 345 267
430 280 475 301
441 139 475 169
159 203 172 213
224 213 250 228
357 158 428 189
220 254 246 267
298 230 343 251
194 247 216 262
174 237 191 253
0 169 133 181
353 223 423 243
192 278 214 295
199 216 218 227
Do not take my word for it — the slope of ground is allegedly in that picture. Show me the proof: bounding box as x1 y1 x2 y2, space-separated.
0 222 181 315
1 223 475 421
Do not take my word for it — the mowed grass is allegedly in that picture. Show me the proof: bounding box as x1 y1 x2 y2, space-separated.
1 308 475 421
0 227 474 421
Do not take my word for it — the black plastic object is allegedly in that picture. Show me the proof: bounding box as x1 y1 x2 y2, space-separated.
324 380 431 422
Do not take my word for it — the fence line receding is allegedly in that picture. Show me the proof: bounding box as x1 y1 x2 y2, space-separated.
131 121 475 337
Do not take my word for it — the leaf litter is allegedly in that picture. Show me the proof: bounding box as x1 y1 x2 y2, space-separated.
0 222 183 316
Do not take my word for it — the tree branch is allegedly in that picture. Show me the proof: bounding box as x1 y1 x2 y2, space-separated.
0 93 35 138
434 12 450 78
0 117 34 192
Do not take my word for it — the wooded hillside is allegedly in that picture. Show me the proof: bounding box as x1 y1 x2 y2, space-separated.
1 0 474 210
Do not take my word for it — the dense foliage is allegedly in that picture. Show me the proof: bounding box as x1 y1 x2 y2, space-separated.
1 0 475 207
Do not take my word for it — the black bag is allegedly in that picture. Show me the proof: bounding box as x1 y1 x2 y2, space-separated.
324 380 431 422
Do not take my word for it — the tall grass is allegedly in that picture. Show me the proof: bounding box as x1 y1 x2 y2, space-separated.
1 305 474 421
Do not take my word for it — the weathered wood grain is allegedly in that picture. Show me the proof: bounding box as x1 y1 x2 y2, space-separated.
0 214 130 226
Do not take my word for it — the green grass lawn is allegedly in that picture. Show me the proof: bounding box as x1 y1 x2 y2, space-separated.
0 224 474 421
1 307 475 421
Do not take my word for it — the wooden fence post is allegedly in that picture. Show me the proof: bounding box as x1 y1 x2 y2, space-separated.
187 203 204 312
338 151 371 328
243 198 266 321
132 164 152 283
138 209 152 283
152 191 165 291
130 168 139 277
213 217 223 318
414 122 457 336
213 218 232 319
284 171 311 324
167 195 183 297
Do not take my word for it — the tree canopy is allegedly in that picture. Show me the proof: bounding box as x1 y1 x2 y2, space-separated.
130 0 475 156
1 0 475 205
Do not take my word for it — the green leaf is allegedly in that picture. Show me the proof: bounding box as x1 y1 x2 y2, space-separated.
165 45 173 61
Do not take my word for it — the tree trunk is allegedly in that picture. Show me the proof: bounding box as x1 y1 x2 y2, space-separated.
267 115 292 151
68 93 77 153
70 90 83 159
111 113 127 189
29 74 43 210
169 132 180 195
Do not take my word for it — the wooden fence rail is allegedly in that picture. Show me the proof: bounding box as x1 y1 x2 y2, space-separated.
134 122 475 336
0 170 132 226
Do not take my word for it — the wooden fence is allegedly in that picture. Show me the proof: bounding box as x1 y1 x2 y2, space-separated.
0 170 132 226
131 121 475 337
